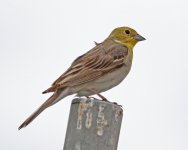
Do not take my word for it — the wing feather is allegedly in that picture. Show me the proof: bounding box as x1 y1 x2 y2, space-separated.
42 41 128 94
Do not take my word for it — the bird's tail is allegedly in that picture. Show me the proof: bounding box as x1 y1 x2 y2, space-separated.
18 90 65 130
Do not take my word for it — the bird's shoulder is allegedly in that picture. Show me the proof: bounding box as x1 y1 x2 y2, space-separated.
72 39 129 64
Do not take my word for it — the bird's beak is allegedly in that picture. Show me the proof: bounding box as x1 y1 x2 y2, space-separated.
133 34 146 41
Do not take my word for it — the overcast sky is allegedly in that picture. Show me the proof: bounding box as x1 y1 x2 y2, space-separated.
0 0 188 150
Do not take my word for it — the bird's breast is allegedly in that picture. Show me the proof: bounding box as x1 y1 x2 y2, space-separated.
75 49 133 96
77 62 132 97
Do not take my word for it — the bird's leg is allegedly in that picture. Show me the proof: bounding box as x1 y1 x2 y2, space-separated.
87 88 122 107
88 88 109 102
98 93 109 102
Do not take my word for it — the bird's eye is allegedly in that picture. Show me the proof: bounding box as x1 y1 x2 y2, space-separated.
125 30 130 34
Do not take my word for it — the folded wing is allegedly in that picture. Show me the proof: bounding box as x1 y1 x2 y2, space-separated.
42 43 128 94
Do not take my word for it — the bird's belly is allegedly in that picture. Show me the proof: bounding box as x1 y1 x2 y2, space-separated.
76 64 131 96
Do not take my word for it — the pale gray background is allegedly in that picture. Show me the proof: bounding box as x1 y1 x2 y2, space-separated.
0 0 188 150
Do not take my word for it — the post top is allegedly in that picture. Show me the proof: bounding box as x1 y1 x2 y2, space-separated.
72 97 123 110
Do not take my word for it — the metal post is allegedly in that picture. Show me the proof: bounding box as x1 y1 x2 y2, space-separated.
63 98 123 150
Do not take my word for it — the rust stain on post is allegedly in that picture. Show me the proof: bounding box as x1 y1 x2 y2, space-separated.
113 105 123 122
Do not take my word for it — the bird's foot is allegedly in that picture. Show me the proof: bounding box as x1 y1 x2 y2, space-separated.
86 96 95 100
112 102 123 108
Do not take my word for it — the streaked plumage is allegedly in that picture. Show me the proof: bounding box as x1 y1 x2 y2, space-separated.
18 27 145 130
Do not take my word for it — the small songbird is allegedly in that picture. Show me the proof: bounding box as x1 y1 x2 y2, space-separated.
18 27 145 130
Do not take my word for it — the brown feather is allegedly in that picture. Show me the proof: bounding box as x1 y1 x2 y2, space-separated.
42 39 128 93
18 91 61 130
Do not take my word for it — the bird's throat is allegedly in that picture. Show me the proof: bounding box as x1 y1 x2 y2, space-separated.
112 39 137 49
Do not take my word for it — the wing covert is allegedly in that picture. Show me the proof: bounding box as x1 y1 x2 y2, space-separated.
42 42 128 94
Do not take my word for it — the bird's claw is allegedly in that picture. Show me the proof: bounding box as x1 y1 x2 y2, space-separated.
112 102 123 108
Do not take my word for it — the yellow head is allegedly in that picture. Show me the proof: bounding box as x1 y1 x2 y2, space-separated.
109 27 145 49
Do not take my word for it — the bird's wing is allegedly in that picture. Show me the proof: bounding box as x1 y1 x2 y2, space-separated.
42 43 128 94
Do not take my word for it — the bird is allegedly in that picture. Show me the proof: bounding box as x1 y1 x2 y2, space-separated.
18 26 145 130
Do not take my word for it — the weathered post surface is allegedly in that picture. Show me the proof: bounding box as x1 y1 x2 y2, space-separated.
63 98 123 150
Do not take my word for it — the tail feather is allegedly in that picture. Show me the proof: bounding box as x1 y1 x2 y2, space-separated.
42 85 61 94
18 91 62 130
